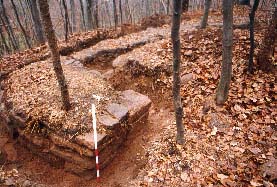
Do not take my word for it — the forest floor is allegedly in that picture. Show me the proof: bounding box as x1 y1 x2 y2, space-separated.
0 7 276 187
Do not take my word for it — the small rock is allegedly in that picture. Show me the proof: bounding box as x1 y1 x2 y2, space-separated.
22 180 32 187
248 147 262 155
181 73 193 84
181 172 189 182
184 50 193 56
260 157 277 181
102 69 114 80
4 178 15 186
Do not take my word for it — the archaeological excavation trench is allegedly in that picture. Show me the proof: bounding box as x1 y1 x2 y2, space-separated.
0 21 199 179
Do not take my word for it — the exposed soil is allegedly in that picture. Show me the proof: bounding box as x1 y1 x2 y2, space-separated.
1 7 276 187
0 73 173 186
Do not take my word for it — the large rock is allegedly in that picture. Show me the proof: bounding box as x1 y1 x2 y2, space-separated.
120 90 152 123
261 156 277 181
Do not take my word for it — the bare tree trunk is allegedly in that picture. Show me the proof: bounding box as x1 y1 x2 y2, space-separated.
119 0 123 24
182 0 189 12
216 0 233 105
200 0 212 28
112 0 118 28
70 0 76 32
257 7 276 72
0 0 18 50
104 1 112 27
29 0 45 44
24 0 37 43
167 0 170 14
18 0 29 29
79 0 86 31
11 0 31 48
172 0 185 145
62 0 70 41
0 16 16 51
94 0 99 28
145 0 150 16
126 0 132 23
38 0 71 111
0 24 10 54
86 0 93 30
248 0 260 73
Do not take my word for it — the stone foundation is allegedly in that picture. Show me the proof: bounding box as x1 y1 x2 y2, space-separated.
5 90 151 178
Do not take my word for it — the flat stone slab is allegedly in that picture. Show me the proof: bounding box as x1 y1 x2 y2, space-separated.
4 61 151 177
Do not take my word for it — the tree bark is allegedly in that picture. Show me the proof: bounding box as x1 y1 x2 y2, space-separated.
216 0 233 105
167 0 170 15
182 0 189 12
104 1 112 27
0 23 10 54
79 0 86 30
112 0 118 28
0 0 18 50
172 0 185 144
86 0 93 30
62 0 70 41
119 0 123 24
38 0 71 111
248 0 260 73
200 0 212 29
11 0 31 48
70 0 76 32
257 7 276 72
93 0 99 28
29 0 45 44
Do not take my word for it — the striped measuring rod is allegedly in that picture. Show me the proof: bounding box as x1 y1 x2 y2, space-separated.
91 103 100 182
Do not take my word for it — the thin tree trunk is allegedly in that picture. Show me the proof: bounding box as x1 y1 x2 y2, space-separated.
18 0 28 29
94 0 99 28
62 0 70 41
38 0 71 111
200 0 212 28
216 0 233 105
145 0 150 17
182 0 189 12
24 0 37 43
172 0 185 144
112 0 118 28
257 7 276 72
86 0 93 30
11 0 31 48
29 0 45 44
0 0 18 50
79 0 86 30
104 1 112 27
0 16 16 51
126 0 132 23
0 24 10 54
167 0 170 14
119 0 123 24
248 0 260 73
70 0 76 32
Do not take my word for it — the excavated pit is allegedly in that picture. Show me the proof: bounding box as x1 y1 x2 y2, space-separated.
66 22 198 74
0 20 200 179
1 61 151 178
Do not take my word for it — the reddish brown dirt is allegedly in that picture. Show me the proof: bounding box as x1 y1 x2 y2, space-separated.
0 73 173 187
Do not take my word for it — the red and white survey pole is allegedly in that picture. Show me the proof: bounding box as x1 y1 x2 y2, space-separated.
91 103 100 183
